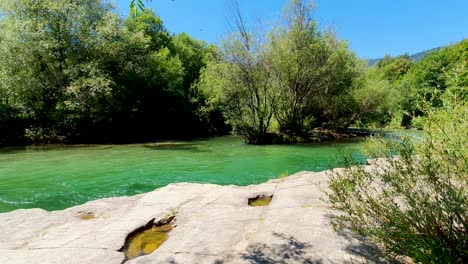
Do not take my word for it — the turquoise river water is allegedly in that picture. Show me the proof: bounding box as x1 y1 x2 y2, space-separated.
0 136 364 213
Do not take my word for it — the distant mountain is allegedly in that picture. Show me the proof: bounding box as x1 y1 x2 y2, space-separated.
366 58 381 66
366 47 443 66
409 47 442 61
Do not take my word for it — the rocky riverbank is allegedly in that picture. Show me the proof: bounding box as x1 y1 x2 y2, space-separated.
0 165 390 264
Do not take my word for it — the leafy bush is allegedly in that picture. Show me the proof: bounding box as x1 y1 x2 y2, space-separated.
386 113 404 129
25 127 65 144
327 90 467 263
410 115 426 130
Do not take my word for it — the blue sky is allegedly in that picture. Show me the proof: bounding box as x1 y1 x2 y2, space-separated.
113 0 468 59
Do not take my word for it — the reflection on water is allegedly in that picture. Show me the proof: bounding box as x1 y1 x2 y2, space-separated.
143 142 211 152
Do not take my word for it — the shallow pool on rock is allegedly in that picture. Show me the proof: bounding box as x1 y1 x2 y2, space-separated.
0 136 364 212
121 219 174 261
248 195 273 207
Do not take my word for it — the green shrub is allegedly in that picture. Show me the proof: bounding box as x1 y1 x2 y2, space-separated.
25 127 65 144
410 115 426 130
386 113 404 129
327 91 467 263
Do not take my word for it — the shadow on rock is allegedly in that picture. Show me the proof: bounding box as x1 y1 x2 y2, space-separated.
239 232 323 264
327 215 401 264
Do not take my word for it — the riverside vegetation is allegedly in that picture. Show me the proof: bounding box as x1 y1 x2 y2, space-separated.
0 0 466 145
328 88 467 263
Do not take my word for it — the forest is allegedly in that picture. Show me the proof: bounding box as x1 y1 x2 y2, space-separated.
0 0 466 145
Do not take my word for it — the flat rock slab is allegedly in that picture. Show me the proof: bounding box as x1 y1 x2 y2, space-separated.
0 170 388 264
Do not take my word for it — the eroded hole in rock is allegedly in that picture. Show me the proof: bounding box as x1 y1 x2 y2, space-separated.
248 194 273 207
119 216 176 262
77 211 96 220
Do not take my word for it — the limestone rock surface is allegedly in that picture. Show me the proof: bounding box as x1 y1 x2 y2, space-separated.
0 170 388 264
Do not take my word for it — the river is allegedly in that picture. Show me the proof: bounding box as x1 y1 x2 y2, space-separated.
0 136 364 212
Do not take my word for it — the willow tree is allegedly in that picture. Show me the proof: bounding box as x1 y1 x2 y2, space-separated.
0 0 119 139
268 0 359 136
0 0 163 143
198 2 275 144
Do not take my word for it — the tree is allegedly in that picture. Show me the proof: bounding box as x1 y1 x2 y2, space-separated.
350 64 403 127
118 10 225 140
399 40 467 128
171 33 208 90
125 9 171 50
268 0 359 135
406 49 453 108
199 0 367 143
0 0 220 144
375 54 413 83
198 1 275 144
0 0 115 142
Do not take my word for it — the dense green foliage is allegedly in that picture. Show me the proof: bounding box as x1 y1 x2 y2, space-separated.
197 0 468 143
198 0 371 143
326 38 468 262
0 0 227 145
361 39 468 128
196 2 276 144
268 2 359 135
0 0 466 145
327 82 467 262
